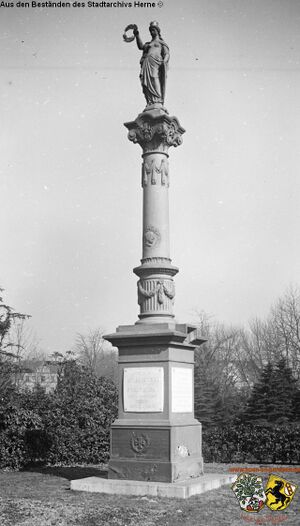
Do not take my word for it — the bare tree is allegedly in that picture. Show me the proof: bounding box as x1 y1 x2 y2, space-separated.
0 289 30 357
74 328 118 382
8 318 45 363
223 285 300 390
194 310 245 420
270 285 300 379
231 320 275 389
0 288 31 393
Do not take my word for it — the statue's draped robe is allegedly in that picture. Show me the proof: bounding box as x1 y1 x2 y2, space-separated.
140 39 169 105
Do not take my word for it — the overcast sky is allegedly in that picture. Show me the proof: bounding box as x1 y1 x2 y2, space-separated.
1 0 300 354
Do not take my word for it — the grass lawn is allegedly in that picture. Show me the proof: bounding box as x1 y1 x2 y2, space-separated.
0 464 299 526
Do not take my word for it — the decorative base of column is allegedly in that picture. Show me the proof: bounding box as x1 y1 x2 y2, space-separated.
134 260 178 323
104 323 206 484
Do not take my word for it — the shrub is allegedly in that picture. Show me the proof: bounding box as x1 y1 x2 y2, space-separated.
43 362 118 465
202 422 300 464
0 401 43 469
0 362 118 468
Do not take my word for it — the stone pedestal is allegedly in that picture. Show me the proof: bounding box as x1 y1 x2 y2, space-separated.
105 323 205 483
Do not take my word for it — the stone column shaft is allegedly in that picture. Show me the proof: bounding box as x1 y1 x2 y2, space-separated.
125 109 185 323
142 152 170 259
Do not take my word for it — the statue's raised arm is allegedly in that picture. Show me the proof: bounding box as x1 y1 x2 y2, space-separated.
133 25 144 51
123 21 169 110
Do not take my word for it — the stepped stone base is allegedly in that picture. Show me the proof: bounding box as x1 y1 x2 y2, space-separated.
70 473 236 499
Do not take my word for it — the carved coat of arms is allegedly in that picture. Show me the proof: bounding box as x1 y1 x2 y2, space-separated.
130 432 151 455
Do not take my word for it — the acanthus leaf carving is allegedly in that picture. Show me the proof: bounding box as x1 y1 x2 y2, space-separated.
126 116 185 153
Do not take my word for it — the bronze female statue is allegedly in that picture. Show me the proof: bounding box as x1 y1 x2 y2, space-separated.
123 21 170 108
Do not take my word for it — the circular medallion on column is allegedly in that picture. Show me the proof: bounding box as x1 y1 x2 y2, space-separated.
143 225 161 249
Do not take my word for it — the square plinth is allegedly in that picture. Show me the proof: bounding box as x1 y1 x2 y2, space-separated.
104 323 206 484
70 473 236 499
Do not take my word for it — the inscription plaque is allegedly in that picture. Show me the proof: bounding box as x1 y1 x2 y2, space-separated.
123 367 164 412
171 366 193 413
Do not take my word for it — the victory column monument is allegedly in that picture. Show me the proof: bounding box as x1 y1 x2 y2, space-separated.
71 22 235 498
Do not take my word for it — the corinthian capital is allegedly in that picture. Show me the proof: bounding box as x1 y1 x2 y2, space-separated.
124 110 185 154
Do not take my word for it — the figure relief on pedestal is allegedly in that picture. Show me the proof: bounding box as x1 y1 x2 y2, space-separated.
142 159 169 187
123 21 169 109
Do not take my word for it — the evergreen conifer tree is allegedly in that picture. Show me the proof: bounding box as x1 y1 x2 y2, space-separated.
194 355 224 426
292 389 300 421
272 358 297 422
242 359 300 423
249 363 278 423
